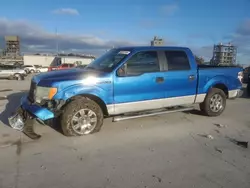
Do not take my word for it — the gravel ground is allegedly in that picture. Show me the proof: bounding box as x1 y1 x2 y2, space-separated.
0 76 250 188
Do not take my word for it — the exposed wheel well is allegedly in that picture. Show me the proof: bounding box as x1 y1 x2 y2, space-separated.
212 84 228 97
68 94 109 116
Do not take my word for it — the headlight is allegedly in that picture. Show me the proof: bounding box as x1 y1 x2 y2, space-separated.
35 86 57 103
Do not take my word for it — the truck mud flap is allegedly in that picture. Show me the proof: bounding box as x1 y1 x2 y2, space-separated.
8 107 41 140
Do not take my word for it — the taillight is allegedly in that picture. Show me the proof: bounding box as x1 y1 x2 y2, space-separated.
238 71 243 83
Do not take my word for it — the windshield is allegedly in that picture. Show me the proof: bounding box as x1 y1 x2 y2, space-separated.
86 49 131 72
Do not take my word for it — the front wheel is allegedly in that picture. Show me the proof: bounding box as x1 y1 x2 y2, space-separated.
200 88 226 116
61 97 104 136
14 74 22 80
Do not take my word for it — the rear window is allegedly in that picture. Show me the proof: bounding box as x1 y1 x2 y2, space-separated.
165 51 190 71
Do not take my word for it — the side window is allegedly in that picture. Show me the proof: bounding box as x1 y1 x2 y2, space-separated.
118 51 159 76
165 51 190 71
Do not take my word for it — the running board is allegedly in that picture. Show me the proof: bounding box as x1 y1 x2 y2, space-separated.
112 106 194 122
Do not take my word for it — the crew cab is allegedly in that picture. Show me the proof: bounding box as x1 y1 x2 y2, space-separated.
8 46 243 138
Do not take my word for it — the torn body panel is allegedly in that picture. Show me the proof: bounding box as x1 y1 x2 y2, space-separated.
8 96 59 139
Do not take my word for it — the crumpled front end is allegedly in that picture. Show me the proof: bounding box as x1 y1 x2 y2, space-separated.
8 95 55 139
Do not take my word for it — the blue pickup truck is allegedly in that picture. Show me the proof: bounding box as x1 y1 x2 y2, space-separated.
9 46 243 138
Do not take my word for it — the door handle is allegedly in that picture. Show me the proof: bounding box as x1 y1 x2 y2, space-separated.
189 75 195 81
156 77 164 83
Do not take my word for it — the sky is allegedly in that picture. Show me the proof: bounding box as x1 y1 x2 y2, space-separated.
0 0 250 64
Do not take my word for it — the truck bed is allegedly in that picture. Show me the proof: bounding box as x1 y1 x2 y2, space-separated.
197 65 242 95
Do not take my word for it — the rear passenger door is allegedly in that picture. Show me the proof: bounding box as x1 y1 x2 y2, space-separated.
162 50 197 105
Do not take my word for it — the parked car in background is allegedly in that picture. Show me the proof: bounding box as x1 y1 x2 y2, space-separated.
243 66 250 83
22 65 37 74
0 61 24 67
0 65 26 80
9 46 243 137
48 63 75 71
37 66 49 73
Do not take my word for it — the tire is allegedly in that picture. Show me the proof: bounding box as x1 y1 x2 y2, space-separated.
30 70 35 73
14 74 22 80
61 97 104 136
199 88 227 117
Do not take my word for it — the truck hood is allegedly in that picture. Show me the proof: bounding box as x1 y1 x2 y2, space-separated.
33 68 111 88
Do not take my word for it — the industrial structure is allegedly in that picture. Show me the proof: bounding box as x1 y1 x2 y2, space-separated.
0 36 23 65
4 36 20 57
151 36 164 46
211 42 237 65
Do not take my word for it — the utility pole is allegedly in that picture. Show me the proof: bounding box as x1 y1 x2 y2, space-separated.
55 27 59 56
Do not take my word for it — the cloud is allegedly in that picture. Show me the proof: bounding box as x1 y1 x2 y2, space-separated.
161 3 179 15
52 8 80 15
191 45 214 61
0 18 138 55
236 19 250 36
190 19 250 64
230 19 250 63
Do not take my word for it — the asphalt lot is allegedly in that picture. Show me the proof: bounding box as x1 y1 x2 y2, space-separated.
0 75 250 188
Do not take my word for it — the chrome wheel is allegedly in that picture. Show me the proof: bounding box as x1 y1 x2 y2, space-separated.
209 94 223 112
71 109 97 135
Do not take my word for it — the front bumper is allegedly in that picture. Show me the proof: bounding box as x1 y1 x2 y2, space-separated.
8 96 55 129
20 96 55 121
8 96 55 139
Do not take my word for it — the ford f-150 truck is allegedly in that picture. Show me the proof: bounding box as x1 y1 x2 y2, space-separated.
8 46 243 138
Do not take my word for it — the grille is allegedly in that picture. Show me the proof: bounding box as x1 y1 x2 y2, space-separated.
28 81 36 103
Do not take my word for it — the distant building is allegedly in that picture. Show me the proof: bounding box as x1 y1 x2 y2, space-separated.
4 36 20 57
211 42 237 65
151 36 164 46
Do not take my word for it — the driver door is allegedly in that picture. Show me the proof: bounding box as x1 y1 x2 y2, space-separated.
113 50 166 114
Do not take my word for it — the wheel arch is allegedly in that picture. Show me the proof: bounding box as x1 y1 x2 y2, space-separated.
63 94 109 116
211 83 228 98
203 76 229 98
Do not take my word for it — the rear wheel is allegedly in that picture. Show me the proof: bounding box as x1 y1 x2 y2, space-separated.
200 88 226 116
61 97 104 136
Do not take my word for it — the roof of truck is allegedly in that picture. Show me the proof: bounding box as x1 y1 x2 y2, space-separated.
115 46 190 51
